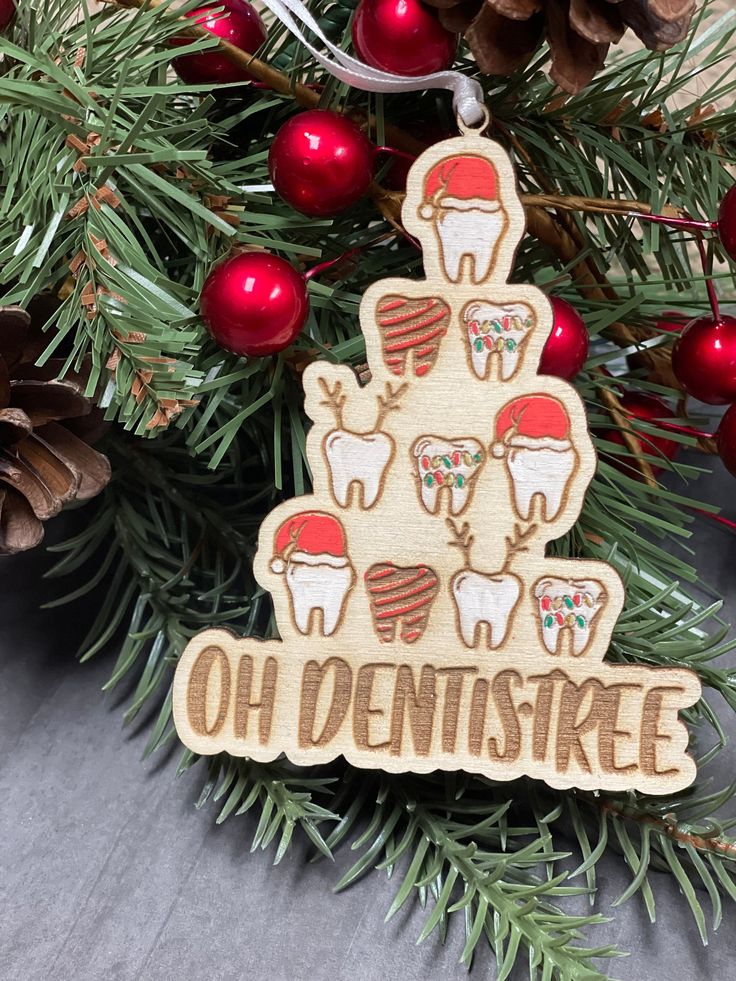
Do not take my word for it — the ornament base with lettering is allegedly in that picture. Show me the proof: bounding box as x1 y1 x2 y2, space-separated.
173 133 700 794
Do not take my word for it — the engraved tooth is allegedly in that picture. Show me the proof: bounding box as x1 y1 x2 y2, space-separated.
376 295 450 378
462 302 533 381
365 563 439 644
434 210 507 283
506 446 576 521
324 429 394 509
451 570 521 649
412 436 484 517
535 578 606 656
286 564 355 637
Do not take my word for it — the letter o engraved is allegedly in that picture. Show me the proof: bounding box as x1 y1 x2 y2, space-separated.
187 646 231 737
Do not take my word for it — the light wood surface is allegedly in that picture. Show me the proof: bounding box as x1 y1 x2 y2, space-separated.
174 134 701 793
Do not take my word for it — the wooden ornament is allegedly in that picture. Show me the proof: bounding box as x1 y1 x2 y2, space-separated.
174 134 701 793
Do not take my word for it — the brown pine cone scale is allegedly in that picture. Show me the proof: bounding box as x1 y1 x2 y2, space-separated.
427 0 697 93
0 304 111 554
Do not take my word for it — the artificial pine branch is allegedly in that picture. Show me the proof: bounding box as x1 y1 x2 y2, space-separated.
7 0 736 976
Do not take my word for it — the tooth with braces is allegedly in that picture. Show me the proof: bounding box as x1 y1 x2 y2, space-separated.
534 577 606 656
462 301 534 381
412 436 485 516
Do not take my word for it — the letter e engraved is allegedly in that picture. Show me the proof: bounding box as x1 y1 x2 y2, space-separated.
234 655 278 745
187 645 231 737
299 658 352 748
487 670 523 763
390 665 436 756
640 686 683 777
597 683 639 774
354 663 394 751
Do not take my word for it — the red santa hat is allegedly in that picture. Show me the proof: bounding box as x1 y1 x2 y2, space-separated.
270 511 349 574
492 395 572 457
419 155 501 219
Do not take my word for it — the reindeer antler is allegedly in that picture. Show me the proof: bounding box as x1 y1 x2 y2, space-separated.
318 377 347 429
374 381 408 430
446 518 474 569
501 522 537 573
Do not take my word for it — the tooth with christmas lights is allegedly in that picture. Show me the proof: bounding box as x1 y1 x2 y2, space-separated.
417 154 508 283
319 378 406 510
365 562 439 644
534 577 606 656
270 511 355 636
412 436 484 516
375 295 451 377
462 301 534 380
492 394 577 522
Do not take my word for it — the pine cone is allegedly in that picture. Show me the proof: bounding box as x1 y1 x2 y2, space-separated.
0 303 111 554
426 0 697 93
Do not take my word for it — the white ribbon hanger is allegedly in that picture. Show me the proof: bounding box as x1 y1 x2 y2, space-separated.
258 0 486 128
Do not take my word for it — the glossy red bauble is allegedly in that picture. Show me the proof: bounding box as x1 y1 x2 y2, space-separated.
171 0 266 86
538 297 589 380
602 392 679 470
717 404 736 478
0 0 15 31
718 185 736 263
672 314 736 405
269 110 375 217
352 0 456 77
200 252 309 357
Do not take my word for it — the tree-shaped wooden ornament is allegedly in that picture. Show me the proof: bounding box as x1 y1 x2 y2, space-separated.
174 132 701 793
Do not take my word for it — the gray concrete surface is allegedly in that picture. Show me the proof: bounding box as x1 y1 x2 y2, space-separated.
2 455 736 980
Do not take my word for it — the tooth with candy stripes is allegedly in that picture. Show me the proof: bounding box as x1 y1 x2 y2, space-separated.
365 562 439 644
412 436 485 516
376 295 450 378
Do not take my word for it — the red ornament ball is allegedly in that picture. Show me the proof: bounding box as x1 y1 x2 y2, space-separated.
672 314 736 405
171 0 266 86
201 251 309 357
718 186 736 263
717 404 736 478
269 110 375 217
0 0 15 31
352 0 456 77
539 297 589 380
603 392 679 470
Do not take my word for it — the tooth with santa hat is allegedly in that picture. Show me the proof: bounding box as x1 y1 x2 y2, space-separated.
270 511 355 636
417 154 508 284
491 395 577 523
